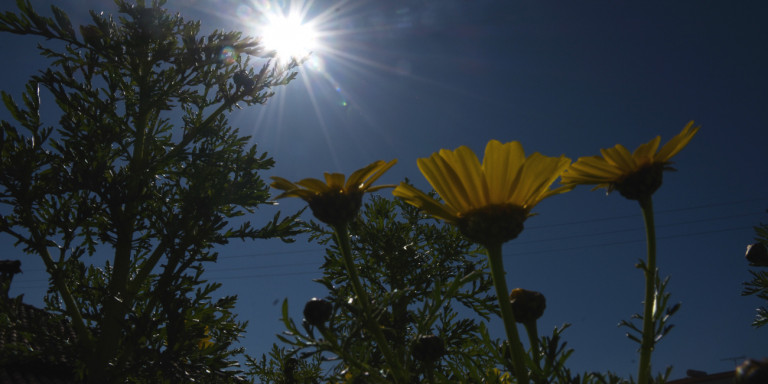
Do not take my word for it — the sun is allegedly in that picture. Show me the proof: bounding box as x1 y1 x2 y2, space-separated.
260 9 318 62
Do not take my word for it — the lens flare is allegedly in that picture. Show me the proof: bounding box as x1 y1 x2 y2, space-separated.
235 5 254 21
219 46 236 64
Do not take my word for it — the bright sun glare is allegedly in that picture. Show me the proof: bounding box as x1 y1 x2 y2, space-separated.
261 11 318 62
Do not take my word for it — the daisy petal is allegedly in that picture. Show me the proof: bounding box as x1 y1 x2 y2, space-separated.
360 159 398 189
441 146 488 207
271 176 300 191
600 145 637 172
632 136 661 166
323 173 346 191
655 121 700 162
393 182 459 222
484 140 525 204
418 154 471 212
298 178 333 193
346 161 381 190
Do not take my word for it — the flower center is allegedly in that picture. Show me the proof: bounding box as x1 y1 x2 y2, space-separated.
308 190 363 227
457 204 528 246
615 163 665 201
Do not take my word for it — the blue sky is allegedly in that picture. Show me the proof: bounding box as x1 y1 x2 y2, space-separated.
2 0 767 379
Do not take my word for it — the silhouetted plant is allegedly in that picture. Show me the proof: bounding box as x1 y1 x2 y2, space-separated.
0 0 302 382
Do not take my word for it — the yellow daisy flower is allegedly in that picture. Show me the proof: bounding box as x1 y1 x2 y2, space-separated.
561 121 699 200
270 159 397 226
393 140 571 246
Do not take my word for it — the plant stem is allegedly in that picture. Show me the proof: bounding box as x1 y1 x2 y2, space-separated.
523 322 540 368
637 196 657 384
333 224 407 383
486 242 529 384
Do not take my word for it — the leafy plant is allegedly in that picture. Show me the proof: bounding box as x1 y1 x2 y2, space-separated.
742 220 768 328
0 0 302 381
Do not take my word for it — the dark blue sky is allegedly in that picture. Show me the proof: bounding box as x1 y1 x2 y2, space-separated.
2 0 767 379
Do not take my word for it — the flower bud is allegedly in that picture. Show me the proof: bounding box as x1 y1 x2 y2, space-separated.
615 163 665 201
233 70 255 91
509 288 546 324
412 334 446 363
283 357 298 381
457 204 527 246
303 298 332 326
746 243 768 267
735 358 768 384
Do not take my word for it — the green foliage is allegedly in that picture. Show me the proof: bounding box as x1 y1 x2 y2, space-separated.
250 196 609 383
247 345 324 384
742 269 768 328
249 196 499 382
742 222 768 328
0 0 303 382
618 270 680 347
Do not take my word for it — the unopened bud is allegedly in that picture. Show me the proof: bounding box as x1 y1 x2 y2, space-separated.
746 243 768 267
509 288 546 324
283 357 298 380
412 334 446 363
233 70 255 91
303 298 332 326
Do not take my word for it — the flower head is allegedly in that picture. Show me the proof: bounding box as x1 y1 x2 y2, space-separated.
393 140 571 246
561 121 699 201
271 159 397 226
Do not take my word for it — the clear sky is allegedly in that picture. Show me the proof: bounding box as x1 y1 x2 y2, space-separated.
2 0 767 380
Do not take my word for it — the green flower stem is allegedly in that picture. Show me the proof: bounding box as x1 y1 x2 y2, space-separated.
637 196 657 384
333 224 407 383
523 321 540 368
486 242 529 384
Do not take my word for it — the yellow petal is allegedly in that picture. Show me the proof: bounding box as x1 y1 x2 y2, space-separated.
600 144 637 172
297 178 332 193
632 136 661 166
392 183 459 222
483 140 525 204
270 176 300 192
440 146 488 208
418 154 471 212
324 173 346 191
273 189 316 200
561 156 623 184
538 183 575 201
346 161 381 191
359 159 397 190
509 153 570 209
655 121 699 162
366 184 396 192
